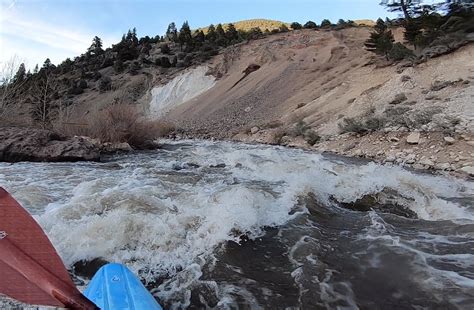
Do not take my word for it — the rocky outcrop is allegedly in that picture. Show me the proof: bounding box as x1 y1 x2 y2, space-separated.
0 127 100 162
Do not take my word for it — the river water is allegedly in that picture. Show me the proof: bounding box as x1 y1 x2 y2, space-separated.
0 141 473 309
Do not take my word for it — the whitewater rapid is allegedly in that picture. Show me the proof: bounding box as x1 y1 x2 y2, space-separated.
0 140 473 309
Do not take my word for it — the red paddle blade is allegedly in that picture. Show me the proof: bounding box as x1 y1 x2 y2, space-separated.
0 187 97 309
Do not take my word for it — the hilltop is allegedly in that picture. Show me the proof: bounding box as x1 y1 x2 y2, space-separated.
198 19 290 33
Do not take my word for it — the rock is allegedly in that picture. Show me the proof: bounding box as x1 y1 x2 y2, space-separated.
406 132 420 144
459 166 474 176
467 141 474 147
436 163 451 170
0 127 100 162
250 126 260 134
210 163 226 168
419 159 434 167
412 163 425 170
101 142 133 153
385 156 396 163
389 137 399 142
389 93 408 105
444 136 455 144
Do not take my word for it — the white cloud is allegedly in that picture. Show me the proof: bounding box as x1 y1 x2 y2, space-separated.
0 9 118 70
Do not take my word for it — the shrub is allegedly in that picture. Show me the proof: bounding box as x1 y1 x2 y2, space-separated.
88 104 173 149
320 19 332 28
113 59 125 73
160 57 171 68
128 61 141 75
388 42 414 61
304 130 320 145
98 76 112 92
338 116 385 134
78 79 88 89
68 86 84 95
291 22 303 30
304 21 318 29
161 43 171 54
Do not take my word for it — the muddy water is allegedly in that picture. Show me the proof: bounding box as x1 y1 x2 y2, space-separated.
0 141 473 309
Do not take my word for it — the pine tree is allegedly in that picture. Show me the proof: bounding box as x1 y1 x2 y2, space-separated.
291 22 303 30
320 19 332 28
215 24 227 46
380 0 421 20
403 19 422 48
304 21 318 29
207 24 217 42
178 21 193 50
225 23 239 43
13 63 26 83
365 18 395 59
88 36 104 56
166 22 178 42
33 64 39 74
194 30 205 44
42 58 53 71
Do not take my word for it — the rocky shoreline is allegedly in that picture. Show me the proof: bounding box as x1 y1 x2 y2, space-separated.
0 127 137 163
172 129 474 179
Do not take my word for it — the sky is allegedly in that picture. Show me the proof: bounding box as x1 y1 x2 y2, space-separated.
0 0 395 71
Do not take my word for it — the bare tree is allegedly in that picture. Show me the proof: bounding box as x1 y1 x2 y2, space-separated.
30 70 58 129
0 56 28 121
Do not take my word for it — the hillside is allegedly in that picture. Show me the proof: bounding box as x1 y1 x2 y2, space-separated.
161 27 474 175
2 17 473 175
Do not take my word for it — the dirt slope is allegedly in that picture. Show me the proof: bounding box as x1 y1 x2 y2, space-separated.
163 27 474 176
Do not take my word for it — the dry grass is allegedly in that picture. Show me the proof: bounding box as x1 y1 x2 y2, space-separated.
86 104 173 148
53 104 174 149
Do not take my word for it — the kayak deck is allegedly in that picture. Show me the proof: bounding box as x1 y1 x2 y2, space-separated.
84 263 162 310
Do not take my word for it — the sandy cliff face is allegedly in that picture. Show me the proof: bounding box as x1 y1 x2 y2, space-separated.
163 28 473 138
158 27 473 176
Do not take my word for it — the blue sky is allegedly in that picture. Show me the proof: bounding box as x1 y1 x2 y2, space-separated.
0 0 394 70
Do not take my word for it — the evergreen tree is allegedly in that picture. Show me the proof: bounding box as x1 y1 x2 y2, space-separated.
207 24 217 42
194 30 206 44
403 19 423 48
320 19 332 28
42 58 53 71
225 23 239 43
33 64 39 74
166 22 178 42
178 21 193 50
88 36 104 56
290 22 303 30
365 18 395 59
215 24 227 46
13 63 26 83
380 0 421 20
304 21 318 28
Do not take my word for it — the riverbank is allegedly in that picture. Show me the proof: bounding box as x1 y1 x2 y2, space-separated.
170 131 474 179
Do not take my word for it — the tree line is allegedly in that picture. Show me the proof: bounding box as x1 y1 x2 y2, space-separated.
366 0 473 60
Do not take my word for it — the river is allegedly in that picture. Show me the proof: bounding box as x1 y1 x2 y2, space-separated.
0 141 473 309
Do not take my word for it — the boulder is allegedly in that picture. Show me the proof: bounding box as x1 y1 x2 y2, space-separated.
0 127 100 162
101 142 133 153
444 136 455 144
459 166 474 176
250 126 260 134
406 132 420 144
